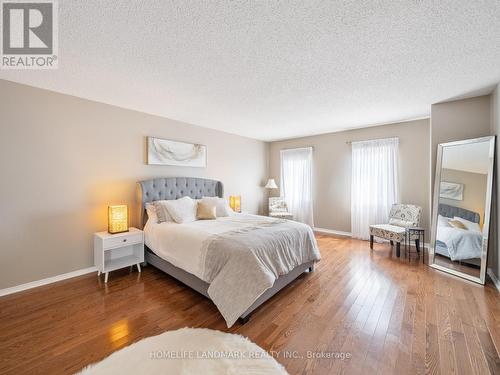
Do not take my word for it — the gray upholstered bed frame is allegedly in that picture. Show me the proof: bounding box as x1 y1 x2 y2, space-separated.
138 177 314 324
438 203 480 224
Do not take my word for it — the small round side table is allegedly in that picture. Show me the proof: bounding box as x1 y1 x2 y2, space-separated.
405 227 424 263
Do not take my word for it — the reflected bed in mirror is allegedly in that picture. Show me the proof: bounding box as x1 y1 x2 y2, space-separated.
430 136 495 284
435 204 481 278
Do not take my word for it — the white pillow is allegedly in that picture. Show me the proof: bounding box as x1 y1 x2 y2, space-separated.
145 203 158 223
437 215 451 228
201 197 232 217
152 200 174 223
453 216 481 232
163 196 197 224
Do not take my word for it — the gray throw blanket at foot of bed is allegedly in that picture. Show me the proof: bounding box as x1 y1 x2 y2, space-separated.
203 219 321 327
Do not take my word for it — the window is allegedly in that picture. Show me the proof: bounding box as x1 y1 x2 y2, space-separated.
351 137 399 239
280 147 314 226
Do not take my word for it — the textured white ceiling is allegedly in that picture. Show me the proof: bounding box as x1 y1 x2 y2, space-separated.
1 1 500 141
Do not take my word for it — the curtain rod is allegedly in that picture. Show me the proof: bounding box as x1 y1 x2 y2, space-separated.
280 146 314 151
345 136 399 145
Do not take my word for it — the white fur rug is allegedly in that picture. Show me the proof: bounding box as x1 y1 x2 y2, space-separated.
78 327 288 374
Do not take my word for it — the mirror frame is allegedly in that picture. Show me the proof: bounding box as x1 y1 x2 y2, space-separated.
430 136 496 285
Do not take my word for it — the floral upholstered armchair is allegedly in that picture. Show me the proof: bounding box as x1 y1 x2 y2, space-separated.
369 204 422 256
268 197 293 220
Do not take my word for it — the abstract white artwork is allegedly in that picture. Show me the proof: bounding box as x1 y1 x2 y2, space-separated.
440 181 464 201
147 137 207 167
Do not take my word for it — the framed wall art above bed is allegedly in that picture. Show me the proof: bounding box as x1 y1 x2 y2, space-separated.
147 137 207 167
439 181 463 200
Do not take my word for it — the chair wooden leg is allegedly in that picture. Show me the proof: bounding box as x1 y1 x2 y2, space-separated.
415 239 420 253
390 240 394 246
396 242 401 257
370 235 374 249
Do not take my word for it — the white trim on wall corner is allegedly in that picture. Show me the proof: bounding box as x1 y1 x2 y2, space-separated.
487 268 500 292
0 266 97 297
314 227 352 237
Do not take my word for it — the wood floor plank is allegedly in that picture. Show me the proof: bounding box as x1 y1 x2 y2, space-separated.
1 235 499 375
476 329 500 374
462 323 492 375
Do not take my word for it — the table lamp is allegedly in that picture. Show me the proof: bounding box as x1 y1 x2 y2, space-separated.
108 205 129 234
229 196 241 213
265 179 278 189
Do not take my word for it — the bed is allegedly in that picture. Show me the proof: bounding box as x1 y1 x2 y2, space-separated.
435 203 482 266
138 177 320 327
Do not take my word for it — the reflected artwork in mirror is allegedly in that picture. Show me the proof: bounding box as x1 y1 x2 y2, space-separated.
430 136 495 284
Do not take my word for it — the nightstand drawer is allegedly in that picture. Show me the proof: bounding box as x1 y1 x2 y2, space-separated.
103 232 143 250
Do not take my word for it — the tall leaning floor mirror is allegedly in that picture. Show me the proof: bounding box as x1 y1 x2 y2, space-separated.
430 136 495 284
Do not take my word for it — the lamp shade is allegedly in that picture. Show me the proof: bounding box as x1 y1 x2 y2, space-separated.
108 205 129 234
265 179 278 189
229 196 241 213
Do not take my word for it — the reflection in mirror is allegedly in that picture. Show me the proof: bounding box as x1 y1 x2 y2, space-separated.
431 136 495 284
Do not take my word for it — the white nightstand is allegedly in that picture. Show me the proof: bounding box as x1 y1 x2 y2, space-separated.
94 227 144 283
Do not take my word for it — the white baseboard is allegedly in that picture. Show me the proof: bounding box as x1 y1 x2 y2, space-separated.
313 227 430 249
314 227 352 237
0 266 97 297
487 268 500 292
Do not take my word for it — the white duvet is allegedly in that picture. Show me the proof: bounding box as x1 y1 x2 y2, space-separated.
144 213 296 282
436 226 483 261
144 213 320 327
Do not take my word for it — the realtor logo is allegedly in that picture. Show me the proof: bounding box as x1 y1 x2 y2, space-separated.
1 0 58 69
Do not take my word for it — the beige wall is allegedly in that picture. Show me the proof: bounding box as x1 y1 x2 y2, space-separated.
430 95 492 190
440 169 487 227
0 80 268 289
268 119 430 235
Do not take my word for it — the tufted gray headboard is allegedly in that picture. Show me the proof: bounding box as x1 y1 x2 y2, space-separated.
438 203 480 223
138 177 223 226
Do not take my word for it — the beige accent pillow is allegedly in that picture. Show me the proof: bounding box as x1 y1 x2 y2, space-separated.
453 216 481 232
197 201 217 220
448 220 467 230
201 197 232 217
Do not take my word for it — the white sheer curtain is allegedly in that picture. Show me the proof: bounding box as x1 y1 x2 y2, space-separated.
351 137 399 240
280 147 314 226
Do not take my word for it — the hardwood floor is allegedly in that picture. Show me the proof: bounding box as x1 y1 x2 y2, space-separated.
1 234 500 374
